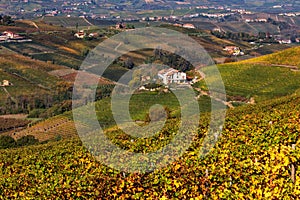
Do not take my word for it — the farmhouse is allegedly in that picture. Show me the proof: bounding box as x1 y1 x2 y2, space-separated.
278 39 292 44
223 46 243 55
0 31 24 41
1 80 13 86
116 22 126 29
183 23 196 29
3 31 16 39
212 27 223 32
158 68 187 85
224 46 239 51
88 32 98 38
74 31 85 39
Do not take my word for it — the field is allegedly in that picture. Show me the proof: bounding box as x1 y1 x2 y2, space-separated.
192 46 300 103
91 91 220 128
1 21 108 70
0 53 63 102
195 62 300 103
0 118 30 132
0 90 300 198
1 89 217 141
3 115 77 142
241 46 300 67
41 16 92 28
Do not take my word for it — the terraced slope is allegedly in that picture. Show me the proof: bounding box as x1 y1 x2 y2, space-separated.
4 115 77 142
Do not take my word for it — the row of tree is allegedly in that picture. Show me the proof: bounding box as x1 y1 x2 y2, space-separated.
211 30 278 43
152 48 194 72
0 15 14 26
0 82 73 115
0 135 38 149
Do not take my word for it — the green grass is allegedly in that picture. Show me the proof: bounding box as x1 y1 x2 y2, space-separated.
194 46 300 102
196 63 300 102
88 91 216 128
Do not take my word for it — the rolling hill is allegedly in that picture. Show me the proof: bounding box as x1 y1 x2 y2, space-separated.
0 88 299 198
0 51 64 107
194 46 300 103
240 45 300 67
0 18 300 199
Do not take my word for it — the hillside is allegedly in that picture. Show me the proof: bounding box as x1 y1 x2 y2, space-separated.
0 50 66 112
0 90 299 198
0 20 111 69
240 46 300 67
0 19 295 73
195 46 300 103
3 49 299 138
0 16 300 199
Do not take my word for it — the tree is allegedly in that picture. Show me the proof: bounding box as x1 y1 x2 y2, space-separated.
16 135 39 147
81 48 90 57
126 24 135 29
0 15 14 25
0 135 16 149
290 35 296 43
258 32 266 39
124 58 135 69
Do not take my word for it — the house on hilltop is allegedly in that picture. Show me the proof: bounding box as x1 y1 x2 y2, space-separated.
158 68 186 85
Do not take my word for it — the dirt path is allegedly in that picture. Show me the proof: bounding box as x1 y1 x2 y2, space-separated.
1 86 10 97
244 22 259 34
248 62 299 70
269 64 299 70
31 22 39 30
0 114 28 119
194 88 234 109
1 86 17 103
83 17 94 26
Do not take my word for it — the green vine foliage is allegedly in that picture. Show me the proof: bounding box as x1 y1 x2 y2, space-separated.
0 92 300 199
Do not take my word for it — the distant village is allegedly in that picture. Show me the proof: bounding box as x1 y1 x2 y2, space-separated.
4 1 300 24
1 1 299 46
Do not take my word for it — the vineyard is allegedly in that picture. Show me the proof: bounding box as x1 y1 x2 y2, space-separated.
0 90 299 198
0 53 64 102
3 115 78 142
42 16 92 28
195 60 300 103
240 46 300 67
0 19 300 199
0 118 30 132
